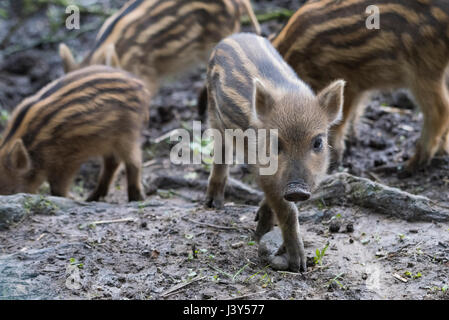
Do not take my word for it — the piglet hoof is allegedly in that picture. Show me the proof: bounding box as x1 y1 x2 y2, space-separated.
205 196 224 209
403 143 433 174
86 193 100 202
397 168 413 179
258 228 306 272
128 190 145 202
400 157 427 178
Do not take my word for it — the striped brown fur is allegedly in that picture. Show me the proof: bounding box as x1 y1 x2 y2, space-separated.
272 0 449 172
0 65 150 202
59 0 260 94
205 33 345 271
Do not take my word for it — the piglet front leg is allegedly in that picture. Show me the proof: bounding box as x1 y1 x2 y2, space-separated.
264 195 307 272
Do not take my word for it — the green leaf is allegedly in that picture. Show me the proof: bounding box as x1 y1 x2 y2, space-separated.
0 9 8 19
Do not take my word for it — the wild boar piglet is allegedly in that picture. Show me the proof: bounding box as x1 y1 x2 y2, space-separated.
206 33 345 271
272 0 449 172
60 0 261 94
0 65 150 202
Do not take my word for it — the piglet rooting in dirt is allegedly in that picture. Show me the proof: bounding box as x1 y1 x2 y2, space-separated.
205 33 345 272
0 65 150 202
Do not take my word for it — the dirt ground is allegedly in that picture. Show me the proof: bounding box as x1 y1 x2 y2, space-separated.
0 0 448 300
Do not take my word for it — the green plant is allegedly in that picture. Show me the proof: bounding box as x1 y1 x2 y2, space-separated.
190 135 214 170
0 8 8 19
331 213 342 220
0 109 10 127
69 257 84 269
23 195 59 215
316 199 326 210
157 189 175 199
313 242 329 266
258 272 273 288
208 263 249 283
245 265 269 282
328 273 345 289
404 271 422 279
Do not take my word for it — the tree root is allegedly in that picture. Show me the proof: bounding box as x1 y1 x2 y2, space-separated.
1 173 446 230
310 173 449 222
146 174 264 205
148 172 449 222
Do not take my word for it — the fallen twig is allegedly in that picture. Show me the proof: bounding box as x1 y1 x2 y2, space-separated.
35 233 47 242
160 276 206 298
380 105 413 115
153 129 182 144
89 217 135 226
143 159 157 167
392 273 408 283
181 216 244 231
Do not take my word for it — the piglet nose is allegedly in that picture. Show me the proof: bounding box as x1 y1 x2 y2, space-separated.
283 181 311 202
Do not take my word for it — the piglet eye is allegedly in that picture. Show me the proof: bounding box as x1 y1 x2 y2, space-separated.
313 136 324 152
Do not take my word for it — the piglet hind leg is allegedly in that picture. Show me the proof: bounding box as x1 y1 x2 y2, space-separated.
441 128 449 156
264 195 307 272
87 154 121 202
205 162 229 209
406 76 449 172
119 143 144 202
205 142 229 209
48 163 80 198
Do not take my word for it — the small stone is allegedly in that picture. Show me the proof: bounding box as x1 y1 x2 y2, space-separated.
142 250 151 257
329 221 340 233
375 251 385 257
346 223 354 233
258 227 283 260
231 241 244 249
361 239 370 245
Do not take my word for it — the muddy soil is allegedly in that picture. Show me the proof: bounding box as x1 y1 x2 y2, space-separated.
0 0 448 300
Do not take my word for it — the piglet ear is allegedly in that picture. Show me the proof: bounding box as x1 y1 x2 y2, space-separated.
59 43 78 73
104 44 121 69
317 80 345 126
252 78 274 120
7 139 31 173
